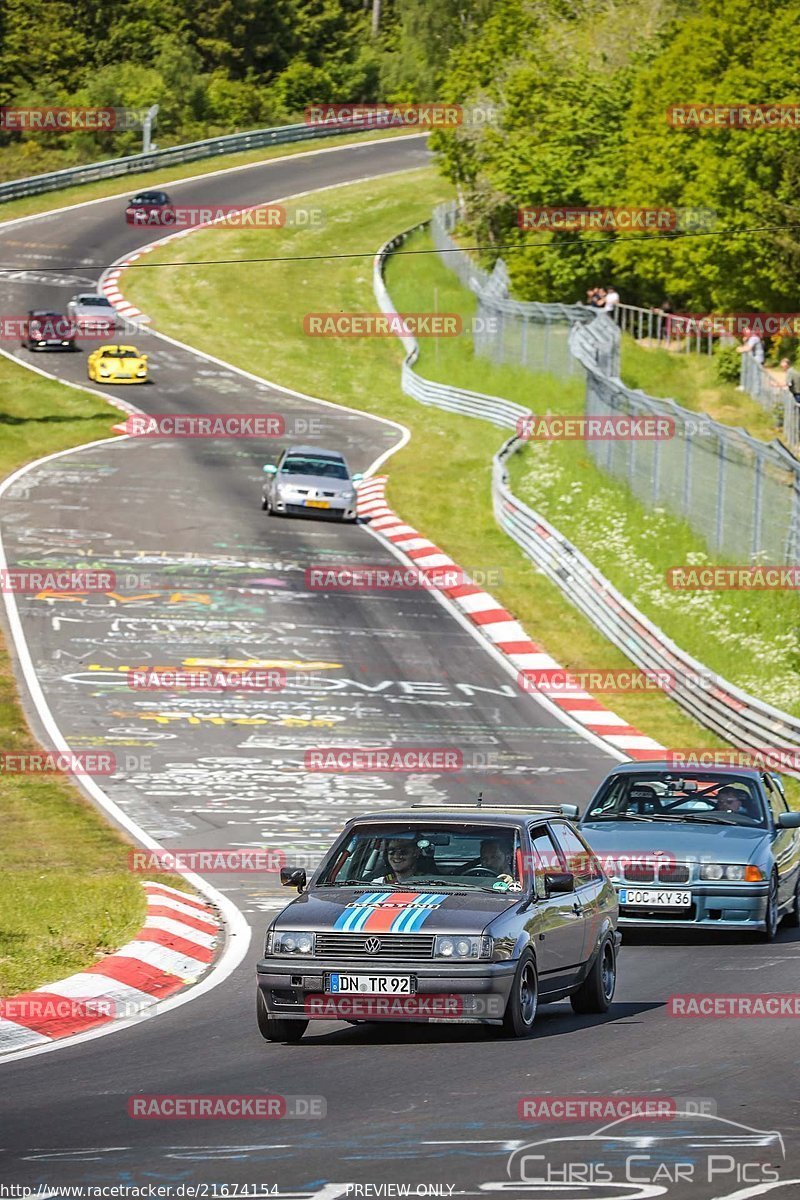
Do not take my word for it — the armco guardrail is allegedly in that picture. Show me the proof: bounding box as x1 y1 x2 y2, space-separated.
0 118 387 204
374 223 800 774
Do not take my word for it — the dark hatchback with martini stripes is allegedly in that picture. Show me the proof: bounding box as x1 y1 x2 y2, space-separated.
256 802 621 1042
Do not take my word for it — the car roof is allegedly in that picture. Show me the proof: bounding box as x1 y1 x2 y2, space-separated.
282 446 346 459
342 809 561 828
602 759 764 781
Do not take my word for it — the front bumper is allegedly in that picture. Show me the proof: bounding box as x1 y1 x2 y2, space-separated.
272 497 356 520
616 883 768 929
257 957 517 1023
96 374 147 384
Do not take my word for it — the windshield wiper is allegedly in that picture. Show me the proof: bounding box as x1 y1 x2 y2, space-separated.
586 812 657 822
649 813 741 826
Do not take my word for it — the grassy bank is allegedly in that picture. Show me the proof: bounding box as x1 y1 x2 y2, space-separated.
124 170 748 760
0 359 179 995
620 337 780 443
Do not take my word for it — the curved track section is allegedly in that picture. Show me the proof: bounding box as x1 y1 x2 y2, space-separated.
0 137 797 1199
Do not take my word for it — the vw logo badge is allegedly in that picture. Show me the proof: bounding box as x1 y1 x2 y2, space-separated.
364 937 382 954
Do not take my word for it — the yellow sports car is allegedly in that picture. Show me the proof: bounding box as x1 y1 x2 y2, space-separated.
87 344 148 384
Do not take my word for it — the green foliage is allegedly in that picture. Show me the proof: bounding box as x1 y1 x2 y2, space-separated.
715 345 742 383
429 0 800 312
0 0 388 178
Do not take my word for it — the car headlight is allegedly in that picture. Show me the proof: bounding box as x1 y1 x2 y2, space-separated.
136 366 146 376
700 863 764 882
434 934 492 960
99 366 111 375
268 929 315 955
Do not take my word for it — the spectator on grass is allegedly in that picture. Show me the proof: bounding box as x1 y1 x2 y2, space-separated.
586 286 605 308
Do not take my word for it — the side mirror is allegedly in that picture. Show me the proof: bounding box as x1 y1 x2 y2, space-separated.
559 804 580 820
262 464 278 475
544 871 575 895
281 867 307 892
777 812 800 829
351 472 364 483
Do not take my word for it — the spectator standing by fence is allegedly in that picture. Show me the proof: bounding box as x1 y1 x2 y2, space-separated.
781 357 800 403
736 325 765 365
603 285 620 318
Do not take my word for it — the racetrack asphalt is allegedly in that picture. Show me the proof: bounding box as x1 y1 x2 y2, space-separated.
0 134 798 1200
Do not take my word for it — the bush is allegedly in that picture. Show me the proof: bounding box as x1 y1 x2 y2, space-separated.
714 345 741 384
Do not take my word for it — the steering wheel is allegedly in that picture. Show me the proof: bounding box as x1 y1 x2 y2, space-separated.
464 866 497 877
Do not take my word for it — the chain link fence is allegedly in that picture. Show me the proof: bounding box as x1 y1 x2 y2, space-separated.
431 203 800 563
375 223 800 773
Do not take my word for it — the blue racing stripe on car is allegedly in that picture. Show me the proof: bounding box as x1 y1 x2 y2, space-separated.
334 892 385 931
391 894 448 933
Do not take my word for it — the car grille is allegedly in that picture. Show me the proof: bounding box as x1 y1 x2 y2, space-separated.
622 862 691 884
623 865 655 883
284 504 344 519
315 933 435 960
658 863 690 884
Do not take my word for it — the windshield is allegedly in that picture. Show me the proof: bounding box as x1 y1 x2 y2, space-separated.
585 772 767 827
80 296 112 307
101 348 139 358
280 456 349 479
315 824 525 892
131 193 167 204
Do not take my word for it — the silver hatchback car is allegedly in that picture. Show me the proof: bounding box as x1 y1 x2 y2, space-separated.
261 446 362 522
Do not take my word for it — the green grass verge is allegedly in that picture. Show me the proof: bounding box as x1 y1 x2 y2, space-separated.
0 127 415 225
388 234 800 722
123 169 782 789
0 357 183 995
620 337 781 443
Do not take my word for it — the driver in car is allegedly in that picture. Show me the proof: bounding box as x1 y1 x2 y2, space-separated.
715 786 754 817
479 838 515 885
372 839 430 884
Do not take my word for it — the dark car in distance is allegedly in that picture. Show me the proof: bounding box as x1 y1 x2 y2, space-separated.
256 801 621 1042
21 310 76 351
125 190 175 225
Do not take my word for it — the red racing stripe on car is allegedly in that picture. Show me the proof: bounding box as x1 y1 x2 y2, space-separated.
361 893 421 933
